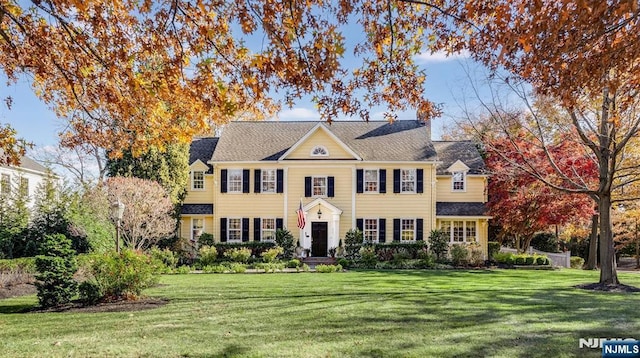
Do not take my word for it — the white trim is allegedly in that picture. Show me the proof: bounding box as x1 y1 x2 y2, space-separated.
190 217 204 242
363 168 380 194
363 218 379 243
260 168 277 193
446 159 470 173
277 123 363 161
226 169 244 194
260 217 277 242
400 218 417 242
191 170 205 191
400 168 417 194
311 175 328 198
451 171 466 192
226 217 243 243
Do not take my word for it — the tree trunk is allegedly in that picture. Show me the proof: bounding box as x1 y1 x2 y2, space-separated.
586 214 598 269
598 195 619 284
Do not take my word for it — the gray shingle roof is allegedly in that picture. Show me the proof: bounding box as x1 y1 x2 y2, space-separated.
211 121 438 162
433 141 485 175
436 202 488 217
0 153 48 174
189 137 218 174
181 204 214 215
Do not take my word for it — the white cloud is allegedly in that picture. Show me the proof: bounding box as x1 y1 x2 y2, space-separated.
415 49 470 64
277 107 321 121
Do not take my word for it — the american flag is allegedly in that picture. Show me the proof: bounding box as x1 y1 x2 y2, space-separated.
296 200 306 229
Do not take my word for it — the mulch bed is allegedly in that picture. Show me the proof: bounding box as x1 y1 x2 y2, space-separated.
575 283 640 293
1 283 169 313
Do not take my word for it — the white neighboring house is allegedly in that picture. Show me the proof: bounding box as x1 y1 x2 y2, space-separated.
0 155 51 208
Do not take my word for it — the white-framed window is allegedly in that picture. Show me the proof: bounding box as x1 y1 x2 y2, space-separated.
191 218 204 241
19 177 29 197
465 221 477 242
364 169 379 193
0 174 10 195
401 219 415 242
440 220 478 243
311 145 329 157
453 221 464 242
261 169 276 193
312 176 327 197
261 218 276 242
364 219 378 243
227 218 242 242
401 169 416 193
227 169 243 193
452 172 465 191
192 171 204 190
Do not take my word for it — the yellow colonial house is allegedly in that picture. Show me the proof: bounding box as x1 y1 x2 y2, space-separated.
179 119 490 257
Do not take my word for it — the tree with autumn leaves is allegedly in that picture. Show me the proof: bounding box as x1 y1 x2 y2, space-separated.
1 1 638 286
485 133 595 253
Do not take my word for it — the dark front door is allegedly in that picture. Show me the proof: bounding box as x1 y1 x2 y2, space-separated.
311 222 328 257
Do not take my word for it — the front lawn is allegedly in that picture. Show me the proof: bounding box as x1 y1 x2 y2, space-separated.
1 269 639 357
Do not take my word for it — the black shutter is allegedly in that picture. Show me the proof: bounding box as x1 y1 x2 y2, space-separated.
379 169 387 193
221 169 228 193
220 218 227 242
254 218 261 241
393 169 400 193
305 177 312 197
416 219 424 241
356 169 363 193
356 218 363 231
276 169 284 193
417 169 424 193
276 218 284 230
378 218 386 243
328 176 335 197
254 169 261 193
393 219 400 242
242 218 250 242
242 170 250 193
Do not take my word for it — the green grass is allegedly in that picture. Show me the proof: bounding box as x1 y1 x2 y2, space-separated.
1 269 639 357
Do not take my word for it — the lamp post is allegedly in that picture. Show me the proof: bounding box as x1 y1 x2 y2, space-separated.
317 205 322 220
111 199 125 253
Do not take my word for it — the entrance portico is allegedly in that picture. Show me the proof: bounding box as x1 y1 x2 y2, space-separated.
300 198 343 257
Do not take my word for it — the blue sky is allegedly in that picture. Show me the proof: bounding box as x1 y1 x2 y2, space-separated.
0 50 484 150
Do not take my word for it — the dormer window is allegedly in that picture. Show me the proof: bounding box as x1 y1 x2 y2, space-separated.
311 145 329 157
192 171 205 190
452 171 466 191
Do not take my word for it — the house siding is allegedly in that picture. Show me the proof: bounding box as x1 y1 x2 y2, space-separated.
436 176 487 202
286 129 356 160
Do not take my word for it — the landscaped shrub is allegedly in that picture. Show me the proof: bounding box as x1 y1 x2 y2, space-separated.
525 256 535 265
373 242 429 261
223 248 252 263
34 234 78 308
229 263 247 273
214 242 276 260
82 249 158 301
536 256 549 265
202 264 226 273
150 247 179 270
487 242 501 261
261 247 284 263
197 233 215 247
514 255 526 265
78 280 102 305
286 259 301 268
0 257 37 273
255 262 285 273
336 257 351 269
275 229 295 260
359 246 377 268
450 244 469 266
531 232 559 253
570 256 585 269
416 253 436 268
176 265 191 274
315 264 342 273
429 230 449 261
198 245 218 266
344 229 363 260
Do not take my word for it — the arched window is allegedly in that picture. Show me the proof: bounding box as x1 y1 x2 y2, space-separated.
311 145 329 157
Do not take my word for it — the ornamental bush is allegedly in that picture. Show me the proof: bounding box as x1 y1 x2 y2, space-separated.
261 246 284 263
450 244 469 267
223 247 252 263
275 229 295 260
344 229 363 260
429 230 449 262
570 256 585 269
82 249 158 301
198 245 218 266
34 234 78 308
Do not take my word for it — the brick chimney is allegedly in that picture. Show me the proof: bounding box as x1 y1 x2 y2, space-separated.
417 108 431 140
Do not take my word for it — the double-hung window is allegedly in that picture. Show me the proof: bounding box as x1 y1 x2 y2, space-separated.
192 218 204 241
465 221 477 242
440 220 477 243
312 176 327 197
401 219 415 241
364 169 379 193
364 219 378 243
261 169 276 193
452 172 465 191
19 177 29 197
227 218 242 242
261 218 276 242
453 221 464 242
227 170 243 193
192 171 204 190
401 169 416 193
